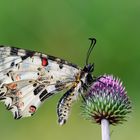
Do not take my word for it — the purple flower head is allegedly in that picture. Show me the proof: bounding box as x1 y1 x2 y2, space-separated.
87 75 126 98
81 75 132 125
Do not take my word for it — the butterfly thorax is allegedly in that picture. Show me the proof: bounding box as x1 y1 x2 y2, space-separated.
81 64 94 84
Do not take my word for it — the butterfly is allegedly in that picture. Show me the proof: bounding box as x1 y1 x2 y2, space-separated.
0 38 98 125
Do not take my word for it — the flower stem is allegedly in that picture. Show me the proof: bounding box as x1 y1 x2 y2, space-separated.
101 119 110 140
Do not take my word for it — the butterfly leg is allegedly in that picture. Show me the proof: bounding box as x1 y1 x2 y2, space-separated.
93 75 106 85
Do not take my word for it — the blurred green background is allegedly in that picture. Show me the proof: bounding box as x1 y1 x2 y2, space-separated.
0 0 139 140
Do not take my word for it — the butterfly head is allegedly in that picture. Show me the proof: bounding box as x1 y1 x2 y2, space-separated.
82 38 97 86
83 63 94 73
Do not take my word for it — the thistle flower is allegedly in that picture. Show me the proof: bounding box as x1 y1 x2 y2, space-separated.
81 75 132 140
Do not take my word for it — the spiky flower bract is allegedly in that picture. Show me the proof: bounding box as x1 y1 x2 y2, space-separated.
81 75 132 125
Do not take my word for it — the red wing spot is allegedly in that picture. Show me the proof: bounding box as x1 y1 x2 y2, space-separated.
41 58 48 66
29 105 36 113
16 75 21 81
7 83 17 90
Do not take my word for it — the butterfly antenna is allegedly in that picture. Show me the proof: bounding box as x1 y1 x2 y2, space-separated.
86 38 97 65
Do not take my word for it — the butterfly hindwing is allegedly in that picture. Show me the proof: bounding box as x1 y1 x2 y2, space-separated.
0 79 75 119
0 80 42 118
